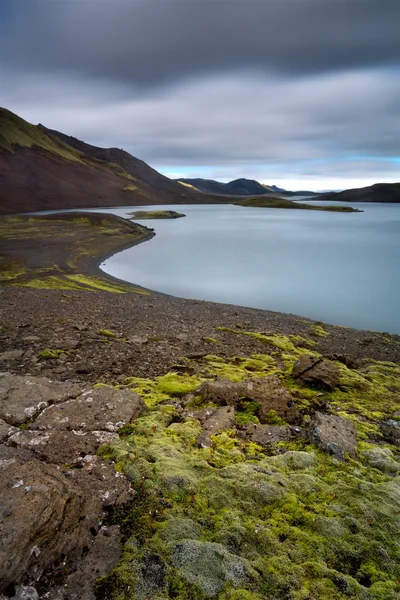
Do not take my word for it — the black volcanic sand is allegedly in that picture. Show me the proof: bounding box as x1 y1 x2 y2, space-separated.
1 287 399 384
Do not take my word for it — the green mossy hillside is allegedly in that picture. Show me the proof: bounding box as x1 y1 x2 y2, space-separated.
95 332 400 600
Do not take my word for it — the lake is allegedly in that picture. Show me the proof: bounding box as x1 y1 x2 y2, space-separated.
96 203 400 334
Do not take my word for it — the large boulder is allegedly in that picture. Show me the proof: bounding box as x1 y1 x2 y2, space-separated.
0 451 88 592
31 386 147 432
197 406 235 448
195 375 299 424
309 412 357 459
0 447 132 595
292 355 340 390
0 373 84 426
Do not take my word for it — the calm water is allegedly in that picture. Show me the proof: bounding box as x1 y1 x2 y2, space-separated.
98 203 400 333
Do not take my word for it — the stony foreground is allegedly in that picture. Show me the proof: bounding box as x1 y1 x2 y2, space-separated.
0 289 399 600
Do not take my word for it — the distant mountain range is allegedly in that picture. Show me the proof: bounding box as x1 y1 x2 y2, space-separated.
314 183 400 203
175 177 316 197
1 107 398 215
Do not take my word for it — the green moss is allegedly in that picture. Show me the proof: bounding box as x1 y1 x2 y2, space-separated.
311 324 330 337
97 328 117 338
94 336 400 599
202 337 221 345
129 210 186 220
37 348 70 360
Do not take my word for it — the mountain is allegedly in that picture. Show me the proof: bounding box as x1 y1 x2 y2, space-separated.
175 177 274 196
176 177 316 197
314 183 400 203
0 108 229 215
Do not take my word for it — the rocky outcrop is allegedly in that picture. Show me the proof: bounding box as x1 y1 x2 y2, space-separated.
380 419 400 447
309 412 357 459
0 376 147 597
292 355 339 390
195 375 299 424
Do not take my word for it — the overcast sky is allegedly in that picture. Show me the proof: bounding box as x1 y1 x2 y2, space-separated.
1 0 399 191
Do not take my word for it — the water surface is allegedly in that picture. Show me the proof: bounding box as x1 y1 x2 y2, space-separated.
98 203 400 333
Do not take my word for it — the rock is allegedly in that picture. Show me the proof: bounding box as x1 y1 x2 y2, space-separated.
128 336 148 345
196 375 298 424
309 412 357 459
32 386 147 432
197 406 235 448
292 355 340 390
0 452 89 592
0 419 18 442
362 448 400 473
170 540 250 597
0 350 24 362
380 419 400 447
242 423 291 447
21 336 41 343
7 429 118 464
181 407 217 424
0 374 84 426
1 586 40 600
63 526 121 600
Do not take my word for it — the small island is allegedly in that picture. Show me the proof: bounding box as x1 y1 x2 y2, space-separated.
128 210 186 220
234 197 362 212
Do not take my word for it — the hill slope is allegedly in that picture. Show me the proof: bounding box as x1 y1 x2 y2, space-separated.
315 182 400 203
0 108 229 215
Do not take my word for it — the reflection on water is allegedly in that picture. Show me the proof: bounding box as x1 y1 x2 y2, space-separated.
99 203 400 334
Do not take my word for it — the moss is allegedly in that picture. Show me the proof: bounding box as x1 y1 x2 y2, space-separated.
156 373 202 397
311 324 330 337
94 337 400 599
128 210 186 220
202 337 221 345
37 348 70 360
97 328 117 338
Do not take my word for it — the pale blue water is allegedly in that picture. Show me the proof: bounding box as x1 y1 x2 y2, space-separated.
34 201 396 333
95 202 400 334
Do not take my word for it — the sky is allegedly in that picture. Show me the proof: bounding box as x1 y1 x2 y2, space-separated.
0 0 399 191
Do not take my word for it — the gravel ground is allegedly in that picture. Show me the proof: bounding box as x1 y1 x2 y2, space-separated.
1 287 399 384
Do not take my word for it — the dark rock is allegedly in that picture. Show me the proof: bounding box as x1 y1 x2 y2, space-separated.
292 355 340 390
379 420 400 447
62 525 121 600
0 350 24 362
241 423 291 447
195 375 299 424
309 412 357 459
7 429 118 464
197 406 235 448
0 419 18 442
0 454 89 592
181 407 217 424
31 386 147 432
0 374 84 426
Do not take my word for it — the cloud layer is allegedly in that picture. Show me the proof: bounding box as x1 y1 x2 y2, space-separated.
1 0 399 189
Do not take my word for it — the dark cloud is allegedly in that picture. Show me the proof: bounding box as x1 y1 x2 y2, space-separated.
0 0 399 189
2 0 400 87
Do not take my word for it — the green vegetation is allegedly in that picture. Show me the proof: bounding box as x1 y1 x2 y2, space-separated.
94 330 400 599
234 197 362 213
177 180 201 191
97 329 117 338
0 213 153 293
128 210 186 220
37 348 71 360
